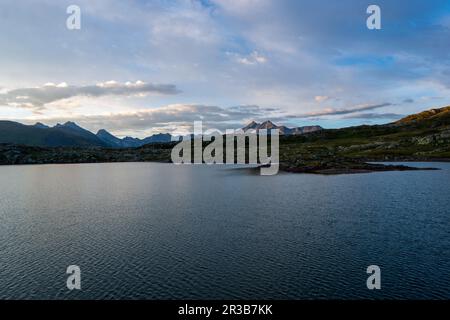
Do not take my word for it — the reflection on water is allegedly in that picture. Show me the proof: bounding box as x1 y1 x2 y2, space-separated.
1 162 450 299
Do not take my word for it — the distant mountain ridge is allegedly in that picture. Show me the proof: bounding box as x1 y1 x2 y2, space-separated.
96 129 173 148
0 119 322 148
0 121 174 148
242 120 323 135
0 121 108 147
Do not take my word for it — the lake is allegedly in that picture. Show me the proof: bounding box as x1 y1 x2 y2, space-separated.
0 162 449 299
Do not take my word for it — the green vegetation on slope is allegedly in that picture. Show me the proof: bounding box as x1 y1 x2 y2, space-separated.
277 106 450 172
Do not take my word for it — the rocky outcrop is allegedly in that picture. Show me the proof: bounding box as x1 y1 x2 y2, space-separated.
242 120 322 135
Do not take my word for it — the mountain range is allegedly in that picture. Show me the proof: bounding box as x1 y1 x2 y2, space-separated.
1 106 449 172
242 120 322 135
96 129 173 148
0 121 173 148
0 120 322 148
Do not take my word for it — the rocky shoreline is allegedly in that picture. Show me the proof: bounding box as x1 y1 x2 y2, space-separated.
1 143 445 175
280 162 440 175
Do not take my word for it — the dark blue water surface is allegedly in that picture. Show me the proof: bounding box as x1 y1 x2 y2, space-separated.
0 162 449 299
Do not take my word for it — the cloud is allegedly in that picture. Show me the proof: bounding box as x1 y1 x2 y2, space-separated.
293 103 392 118
0 81 180 112
27 104 277 136
315 96 329 103
211 0 271 15
2 0 450 132
235 51 268 65
342 113 404 120
24 102 401 137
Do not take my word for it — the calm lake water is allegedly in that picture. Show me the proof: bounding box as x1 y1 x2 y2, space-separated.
0 162 449 300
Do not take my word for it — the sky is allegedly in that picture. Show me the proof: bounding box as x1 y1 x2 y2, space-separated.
0 0 450 137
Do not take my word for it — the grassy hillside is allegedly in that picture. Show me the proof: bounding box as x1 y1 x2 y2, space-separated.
278 106 450 172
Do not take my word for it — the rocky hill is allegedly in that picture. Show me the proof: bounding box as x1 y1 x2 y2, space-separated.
242 120 322 135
